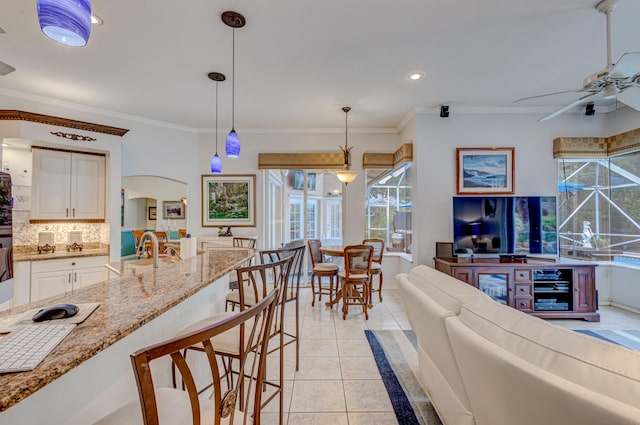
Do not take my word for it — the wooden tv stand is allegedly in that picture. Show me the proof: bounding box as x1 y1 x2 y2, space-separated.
433 257 600 322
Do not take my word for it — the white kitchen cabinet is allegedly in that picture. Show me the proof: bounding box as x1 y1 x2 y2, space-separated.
31 149 105 220
30 256 109 302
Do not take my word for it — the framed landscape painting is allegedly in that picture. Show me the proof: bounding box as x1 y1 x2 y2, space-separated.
202 174 256 227
162 201 185 219
456 147 514 195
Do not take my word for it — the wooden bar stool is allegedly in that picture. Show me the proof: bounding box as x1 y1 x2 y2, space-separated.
308 239 339 307
363 238 385 303
340 244 373 320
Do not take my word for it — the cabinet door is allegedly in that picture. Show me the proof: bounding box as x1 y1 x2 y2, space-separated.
31 270 72 302
73 266 108 289
573 266 595 312
475 267 513 305
31 150 72 220
70 153 105 219
452 267 474 285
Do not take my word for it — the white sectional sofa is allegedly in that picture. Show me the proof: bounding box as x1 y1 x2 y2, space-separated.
397 265 640 425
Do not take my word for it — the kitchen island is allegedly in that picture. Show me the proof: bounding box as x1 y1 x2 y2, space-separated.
0 246 255 424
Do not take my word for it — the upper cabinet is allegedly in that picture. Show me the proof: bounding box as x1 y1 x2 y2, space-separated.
31 148 106 220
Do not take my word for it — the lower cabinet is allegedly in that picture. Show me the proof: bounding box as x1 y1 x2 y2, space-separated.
30 256 109 302
433 258 600 322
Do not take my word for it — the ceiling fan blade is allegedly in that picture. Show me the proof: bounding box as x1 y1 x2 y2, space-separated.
0 61 15 76
618 86 640 111
537 92 599 122
514 89 584 103
609 52 640 79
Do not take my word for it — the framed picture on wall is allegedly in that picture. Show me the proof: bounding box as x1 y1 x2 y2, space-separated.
148 206 157 221
162 201 185 219
201 174 256 227
456 147 514 195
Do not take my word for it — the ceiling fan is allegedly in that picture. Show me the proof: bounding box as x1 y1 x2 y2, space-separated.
0 26 16 76
515 0 640 122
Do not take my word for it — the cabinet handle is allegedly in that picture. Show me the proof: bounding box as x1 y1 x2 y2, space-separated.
74 272 77 283
72 208 75 217
520 302 527 307
66 208 69 218
575 288 580 292
68 273 71 283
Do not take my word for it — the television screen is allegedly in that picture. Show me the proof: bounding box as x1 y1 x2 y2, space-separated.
453 196 557 255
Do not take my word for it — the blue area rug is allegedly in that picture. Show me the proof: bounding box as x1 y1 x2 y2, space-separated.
365 330 443 425
574 329 640 350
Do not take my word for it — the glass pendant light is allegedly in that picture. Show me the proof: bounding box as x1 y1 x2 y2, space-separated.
222 11 245 158
335 107 358 185
37 0 92 47
209 72 225 173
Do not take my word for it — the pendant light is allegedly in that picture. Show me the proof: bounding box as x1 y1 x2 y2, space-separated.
37 0 92 47
222 11 245 158
208 72 225 173
335 106 358 185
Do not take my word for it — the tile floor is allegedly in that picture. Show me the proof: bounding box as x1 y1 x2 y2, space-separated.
261 287 640 425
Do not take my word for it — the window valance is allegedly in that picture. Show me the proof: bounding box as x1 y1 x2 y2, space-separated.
362 143 413 169
553 127 640 159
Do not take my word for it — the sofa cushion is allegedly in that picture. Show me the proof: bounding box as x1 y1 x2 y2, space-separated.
407 265 486 313
459 296 640 410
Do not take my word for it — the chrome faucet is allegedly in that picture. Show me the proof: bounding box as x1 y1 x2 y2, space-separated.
137 231 159 268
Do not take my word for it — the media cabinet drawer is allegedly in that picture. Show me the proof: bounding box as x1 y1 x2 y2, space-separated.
514 283 532 295
514 269 532 282
515 298 532 311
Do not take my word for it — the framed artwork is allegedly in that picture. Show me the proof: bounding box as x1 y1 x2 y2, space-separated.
456 147 514 195
202 174 256 227
148 206 157 221
162 200 185 219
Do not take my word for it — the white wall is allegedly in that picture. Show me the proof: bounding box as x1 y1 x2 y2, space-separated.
194 130 400 245
411 111 608 266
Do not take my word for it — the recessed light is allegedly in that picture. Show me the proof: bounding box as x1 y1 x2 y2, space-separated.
408 71 425 81
91 14 103 25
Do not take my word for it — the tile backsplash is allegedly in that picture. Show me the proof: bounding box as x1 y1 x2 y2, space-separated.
13 222 109 247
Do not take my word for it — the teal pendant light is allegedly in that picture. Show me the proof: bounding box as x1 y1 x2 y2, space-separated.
208 72 225 173
222 11 245 158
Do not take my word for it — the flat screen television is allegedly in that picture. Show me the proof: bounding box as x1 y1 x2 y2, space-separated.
453 196 557 255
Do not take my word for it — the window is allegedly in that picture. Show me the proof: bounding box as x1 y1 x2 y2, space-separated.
365 163 412 256
558 151 640 261
306 201 317 239
329 204 341 239
290 201 302 241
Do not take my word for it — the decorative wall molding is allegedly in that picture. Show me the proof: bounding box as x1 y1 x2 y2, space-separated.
0 110 129 137
50 131 97 142
554 128 640 158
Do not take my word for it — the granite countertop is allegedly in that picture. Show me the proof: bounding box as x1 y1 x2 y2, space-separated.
0 247 255 412
13 243 110 262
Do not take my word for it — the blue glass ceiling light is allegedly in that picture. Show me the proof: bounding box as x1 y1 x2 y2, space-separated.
222 11 245 159
225 129 240 158
208 72 226 173
37 0 92 47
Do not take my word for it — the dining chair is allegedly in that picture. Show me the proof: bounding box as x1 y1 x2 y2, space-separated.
92 289 278 425
307 239 339 307
173 257 292 424
363 238 385 303
258 245 306 371
340 244 373 320
132 230 145 258
153 231 169 255
233 236 257 248
178 228 187 239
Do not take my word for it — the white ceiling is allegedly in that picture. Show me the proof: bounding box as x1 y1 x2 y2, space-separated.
1 0 639 130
